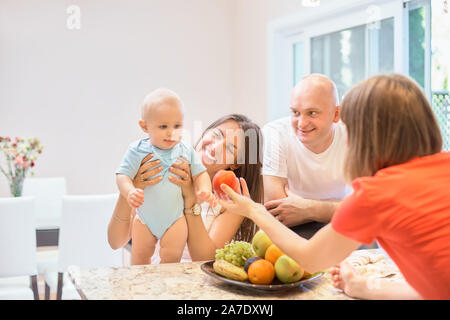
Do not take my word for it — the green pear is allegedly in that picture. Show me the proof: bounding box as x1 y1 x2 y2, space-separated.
251 230 273 258
274 255 304 283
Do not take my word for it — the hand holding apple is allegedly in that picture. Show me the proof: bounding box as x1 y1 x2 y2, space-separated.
216 177 265 220
212 170 240 200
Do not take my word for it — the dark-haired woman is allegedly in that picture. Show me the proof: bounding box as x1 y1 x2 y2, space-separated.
108 114 264 263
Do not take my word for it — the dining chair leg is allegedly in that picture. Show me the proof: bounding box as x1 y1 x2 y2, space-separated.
56 272 64 300
30 275 39 300
45 282 50 300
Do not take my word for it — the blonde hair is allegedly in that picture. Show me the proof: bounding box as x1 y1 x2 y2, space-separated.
141 88 183 119
341 74 442 182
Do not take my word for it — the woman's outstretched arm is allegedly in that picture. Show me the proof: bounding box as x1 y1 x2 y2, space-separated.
218 180 361 273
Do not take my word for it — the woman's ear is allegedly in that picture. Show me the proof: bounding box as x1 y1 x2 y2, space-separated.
139 120 148 133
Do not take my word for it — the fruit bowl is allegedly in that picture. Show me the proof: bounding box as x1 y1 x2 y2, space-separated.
201 261 324 292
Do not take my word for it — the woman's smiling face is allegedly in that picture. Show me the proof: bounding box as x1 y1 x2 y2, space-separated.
198 120 242 176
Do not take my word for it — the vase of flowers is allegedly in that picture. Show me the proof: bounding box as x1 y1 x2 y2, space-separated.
0 136 43 197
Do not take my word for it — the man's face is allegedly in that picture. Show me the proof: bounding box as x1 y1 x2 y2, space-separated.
290 84 339 153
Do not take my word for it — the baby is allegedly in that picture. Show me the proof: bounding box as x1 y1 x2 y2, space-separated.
116 88 214 265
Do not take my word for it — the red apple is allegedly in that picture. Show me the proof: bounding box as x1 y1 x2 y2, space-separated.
212 170 240 200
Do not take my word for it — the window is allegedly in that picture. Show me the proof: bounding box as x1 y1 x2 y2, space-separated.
407 0 450 150
268 0 401 119
308 17 394 99
430 0 449 150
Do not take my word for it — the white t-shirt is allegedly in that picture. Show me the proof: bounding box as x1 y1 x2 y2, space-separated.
150 203 216 264
262 117 350 200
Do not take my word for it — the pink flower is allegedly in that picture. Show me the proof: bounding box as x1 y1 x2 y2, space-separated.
14 155 24 167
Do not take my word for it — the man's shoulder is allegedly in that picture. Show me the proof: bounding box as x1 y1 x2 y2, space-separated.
332 121 347 145
263 117 293 139
335 121 346 134
263 117 291 131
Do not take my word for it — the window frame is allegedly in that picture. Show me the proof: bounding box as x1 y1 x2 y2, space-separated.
267 0 407 120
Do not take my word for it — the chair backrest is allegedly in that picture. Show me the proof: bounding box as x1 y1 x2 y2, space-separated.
22 177 67 229
57 193 122 271
0 197 38 277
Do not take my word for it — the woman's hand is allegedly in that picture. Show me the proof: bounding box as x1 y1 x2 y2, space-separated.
218 178 265 219
168 157 195 198
133 153 163 189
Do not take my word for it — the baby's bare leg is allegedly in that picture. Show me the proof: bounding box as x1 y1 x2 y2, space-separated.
159 215 188 263
131 215 157 265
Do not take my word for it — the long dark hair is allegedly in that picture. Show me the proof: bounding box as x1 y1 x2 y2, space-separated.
196 114 264 242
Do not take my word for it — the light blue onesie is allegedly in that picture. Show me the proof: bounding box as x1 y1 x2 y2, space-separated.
116 138 206 239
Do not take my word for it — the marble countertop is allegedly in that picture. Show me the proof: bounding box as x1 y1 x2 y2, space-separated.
68 249 402 300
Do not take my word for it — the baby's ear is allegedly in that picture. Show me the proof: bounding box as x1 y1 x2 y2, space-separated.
138 120 148 133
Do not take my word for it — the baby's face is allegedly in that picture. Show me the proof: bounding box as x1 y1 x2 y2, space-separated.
142 102 184 150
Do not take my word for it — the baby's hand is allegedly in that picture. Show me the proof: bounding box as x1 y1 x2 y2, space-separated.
196 190 218 208
127 188 144 209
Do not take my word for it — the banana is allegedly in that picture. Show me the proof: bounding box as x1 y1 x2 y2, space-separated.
302 271 323 280
213 259 249 282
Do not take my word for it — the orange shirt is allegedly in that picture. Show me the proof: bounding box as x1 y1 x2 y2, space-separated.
331 152 450 299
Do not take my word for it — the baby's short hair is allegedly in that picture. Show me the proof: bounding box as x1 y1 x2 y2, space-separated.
141 88 183 119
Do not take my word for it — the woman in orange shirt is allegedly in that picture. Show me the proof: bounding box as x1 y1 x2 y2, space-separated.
218 74 450 299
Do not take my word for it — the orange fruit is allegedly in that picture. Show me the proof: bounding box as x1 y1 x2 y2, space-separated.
247 259 275 285
264 244 284 265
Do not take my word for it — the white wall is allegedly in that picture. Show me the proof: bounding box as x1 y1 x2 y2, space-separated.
0 0 235 196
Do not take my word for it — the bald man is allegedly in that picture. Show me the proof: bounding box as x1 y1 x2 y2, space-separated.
262 74 351 239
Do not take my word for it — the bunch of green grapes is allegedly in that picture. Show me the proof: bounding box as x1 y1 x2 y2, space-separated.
215 241 255 267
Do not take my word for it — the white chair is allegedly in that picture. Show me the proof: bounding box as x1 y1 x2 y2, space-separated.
22 177 67 230
22 177 67 279
44 193 123 300
0 197 39 300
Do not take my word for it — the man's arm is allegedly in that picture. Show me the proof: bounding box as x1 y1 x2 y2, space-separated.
263 175 288 202
263 175 340 227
